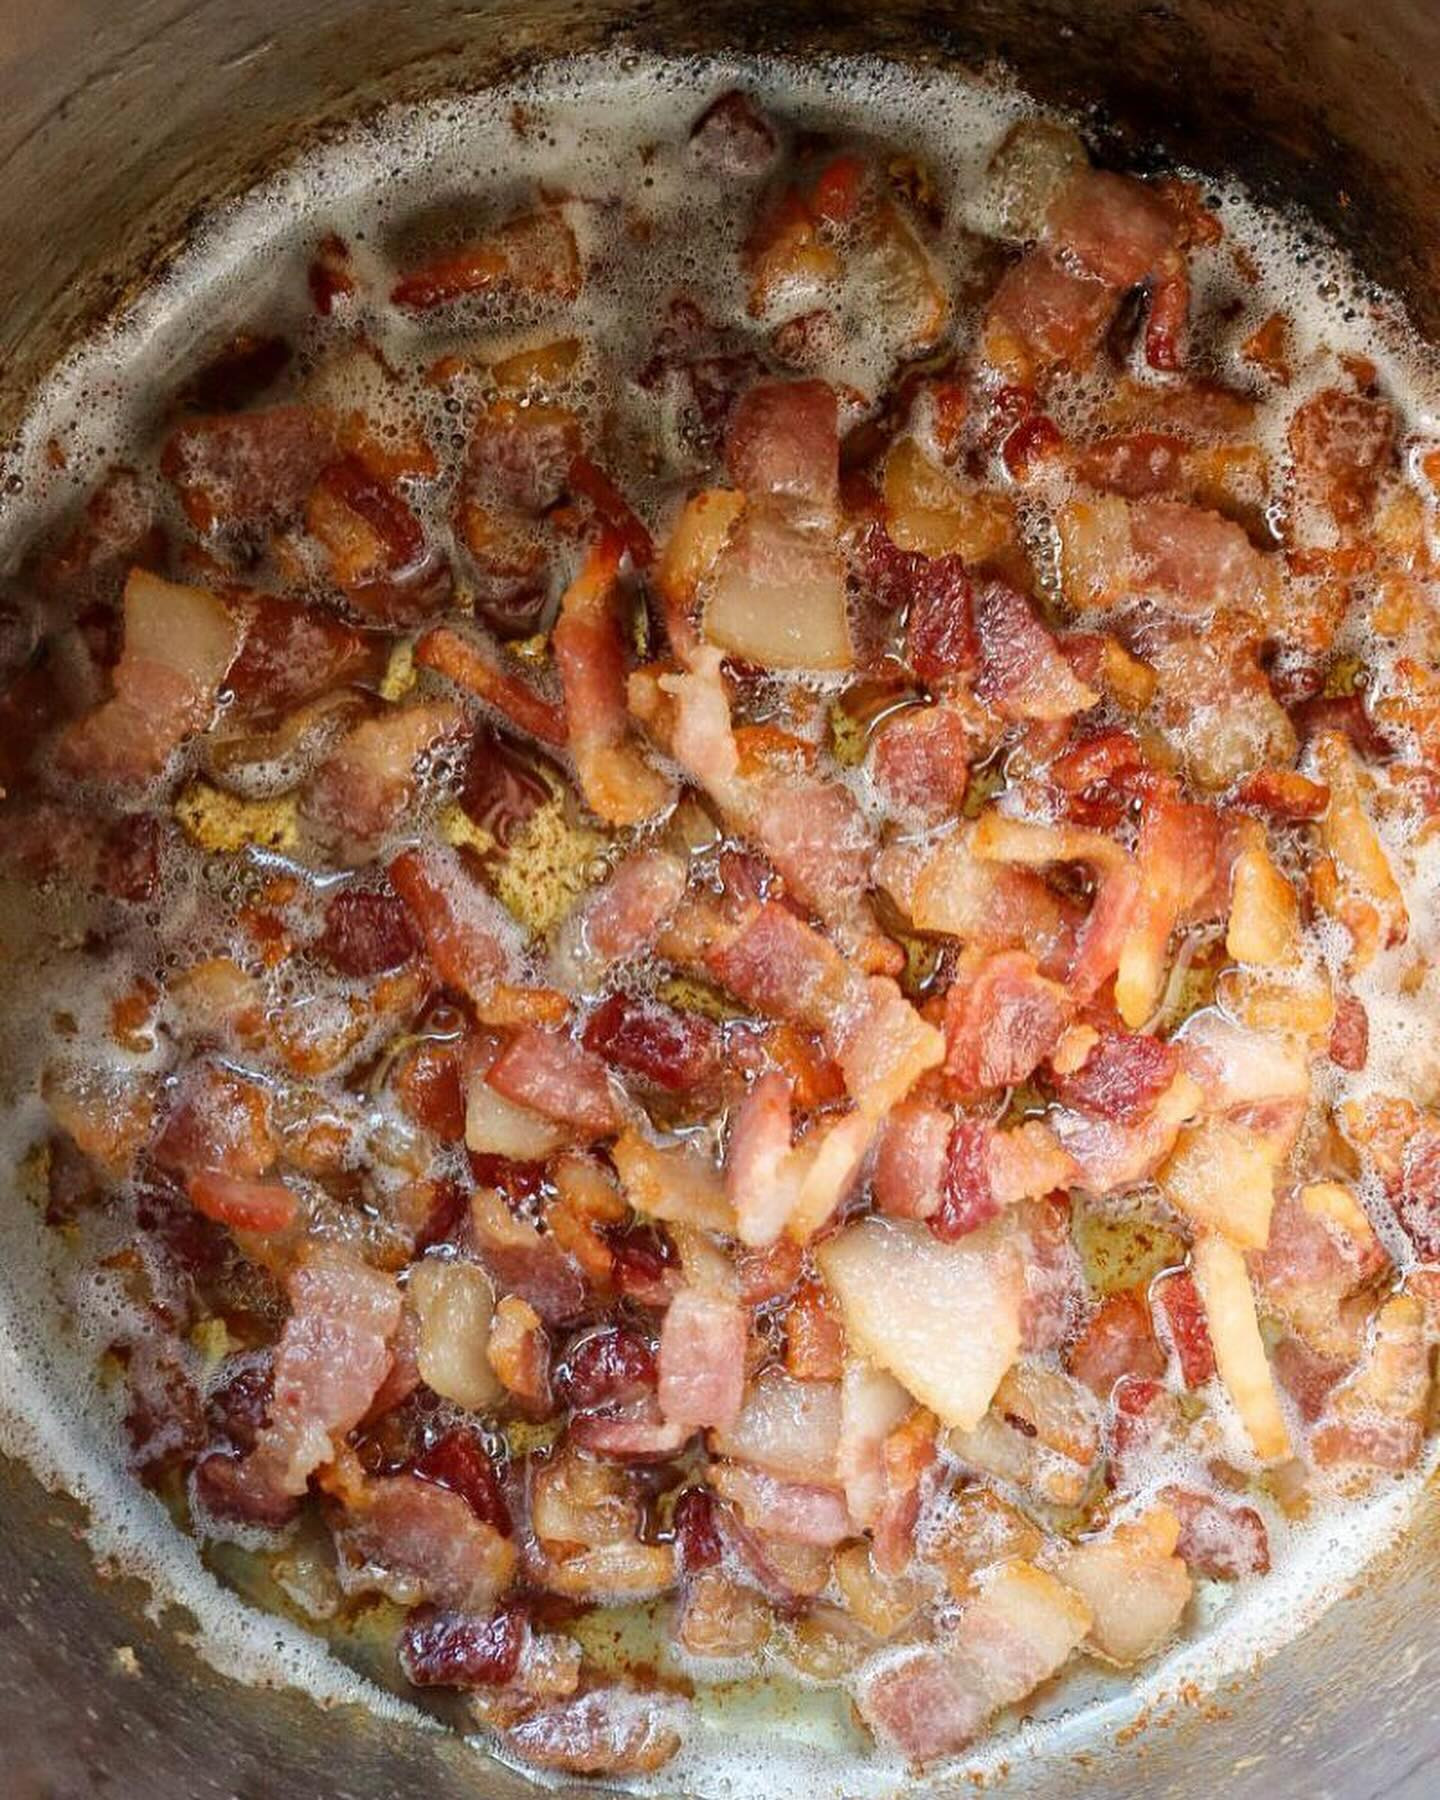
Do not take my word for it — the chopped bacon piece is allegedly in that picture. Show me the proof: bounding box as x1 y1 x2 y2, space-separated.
1045 169 1180 289
1288 387 1394 527
942 950 1071 1096
466 397 580 516
162 403 334 533
188 1171 297 1235
226 594 378 722
690 90 779 174
1075 430 1188 498
1050 1029 1180 1125
486 1027 619 1139
582 993 720 1093
1059 495 1279 621
1294 693 1393 762
470 1189 588 1324
556 1323 657 1411
971 580 1097 722
400 1601 526 1689
818 1217 1023 1432
317 887 419 976
899 551 976 686
153 1061 275 1182
305 455 452 623
936 1120 1075 1242
566 453 655 567
414 625 567 746
785 1279 846 1380
726 1069 799 1245
725 379 838 518
301 699 466 865
714 1366 842 1482
611 1129 733 1235
391 209 581 309
1237 765 1331 823
1055 1506 1191 1665
1151 1268 1217 1386
388 845 512 1006
709 1461 852 1545
706 900 851 1030
1049 1069 1199 1197
857 1562 1090 1763
1161 1487 1270 1580
985 250 1116 377
413 1426 513 1536
1312 1293 1431 1470
501 1689 685 1777
124 1342 205 1475
873 1101 949 1221
58 570 242 782
566 1394 689 1461
204 1249 399 1523
869 703 973 822
970 809 1140 1006
672 1484 725 1572
1328 994 1369 1071
1114 786 1223 1027
1249 1182 1385 1359
552 534 673 824
932 1121 1002 1242
703 500 852 670
328 1460 517 1611
658 1286 746 1429
1068 1288 1166 1397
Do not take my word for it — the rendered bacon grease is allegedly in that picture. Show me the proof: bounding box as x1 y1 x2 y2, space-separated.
2 54 1440 1787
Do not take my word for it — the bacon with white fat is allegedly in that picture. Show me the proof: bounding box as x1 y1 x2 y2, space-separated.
658 1285 747 1430
703 379 851 669
204 1246 399 1520
1250 1182 1386 1360
724 1071 872 1246
706 902 942 1117
969 810 1140 1006
327 1460 517 1611
714 1367 842 1483
301 699 467 865
1113 785 1224 1027
659 647 876 932
486 1026 620 1140
58 570 242 782
708 1460 853 1546
856 1561 1090 1763
1312 1293 1431 1470
553 847 688 992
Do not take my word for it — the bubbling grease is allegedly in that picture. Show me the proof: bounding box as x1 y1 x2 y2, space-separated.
1 49 1439 1797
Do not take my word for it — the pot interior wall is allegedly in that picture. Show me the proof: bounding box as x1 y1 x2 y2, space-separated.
1 1 1438 1795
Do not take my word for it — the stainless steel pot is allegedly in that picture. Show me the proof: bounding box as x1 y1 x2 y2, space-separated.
2 3 1438 1794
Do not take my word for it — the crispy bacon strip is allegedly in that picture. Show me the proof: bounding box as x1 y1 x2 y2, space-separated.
552 534 675 824
415 625 567 746
388 843 514 1005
